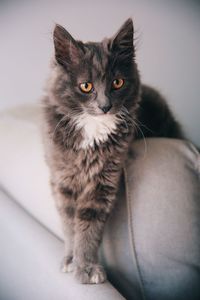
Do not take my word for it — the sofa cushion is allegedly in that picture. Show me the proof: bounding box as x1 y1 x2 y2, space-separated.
122 138 200 299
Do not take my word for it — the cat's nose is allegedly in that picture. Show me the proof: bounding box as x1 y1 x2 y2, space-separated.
99 104 112 114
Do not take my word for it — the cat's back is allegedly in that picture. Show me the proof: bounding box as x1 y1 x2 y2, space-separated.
135 85 183 139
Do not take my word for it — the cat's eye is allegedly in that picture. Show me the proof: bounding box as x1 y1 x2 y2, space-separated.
112 78 124 90
79 82 93 93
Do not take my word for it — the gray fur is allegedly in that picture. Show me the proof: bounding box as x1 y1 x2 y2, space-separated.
41 18 183 284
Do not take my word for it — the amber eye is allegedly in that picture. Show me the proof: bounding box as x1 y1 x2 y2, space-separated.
79 82 93 93
112 78 124 90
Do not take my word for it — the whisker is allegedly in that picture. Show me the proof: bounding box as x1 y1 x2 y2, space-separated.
52 114 68 143
132 119 148 159
136 118 154 135
119 105 147 158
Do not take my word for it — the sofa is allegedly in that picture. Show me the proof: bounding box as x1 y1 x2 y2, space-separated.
0 104 200 300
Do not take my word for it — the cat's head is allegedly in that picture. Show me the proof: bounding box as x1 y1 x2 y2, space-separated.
49 19 140 117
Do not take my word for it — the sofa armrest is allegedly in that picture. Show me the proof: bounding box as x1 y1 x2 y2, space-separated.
0 189 125 300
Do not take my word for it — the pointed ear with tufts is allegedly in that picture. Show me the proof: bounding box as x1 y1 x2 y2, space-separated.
53 24 83 67
110 18 134 60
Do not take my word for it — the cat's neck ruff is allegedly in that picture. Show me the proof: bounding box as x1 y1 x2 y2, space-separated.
74 112 119 149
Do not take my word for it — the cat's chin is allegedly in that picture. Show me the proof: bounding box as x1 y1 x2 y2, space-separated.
93 112 113 117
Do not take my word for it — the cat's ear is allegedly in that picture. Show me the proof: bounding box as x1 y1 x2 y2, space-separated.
53 24 83 67
110 18 134 59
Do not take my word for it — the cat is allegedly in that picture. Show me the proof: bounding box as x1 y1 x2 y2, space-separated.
41 18 183 284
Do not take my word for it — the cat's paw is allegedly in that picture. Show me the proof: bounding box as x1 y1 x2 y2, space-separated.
75 263 106 284
61 256 75 273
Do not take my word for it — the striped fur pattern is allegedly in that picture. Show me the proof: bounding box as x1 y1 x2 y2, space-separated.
41 18 183 284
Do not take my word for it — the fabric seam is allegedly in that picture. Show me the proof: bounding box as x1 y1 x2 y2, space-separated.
123 166 146 300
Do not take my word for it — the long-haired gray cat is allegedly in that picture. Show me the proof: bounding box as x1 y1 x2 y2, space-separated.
41 19 183 284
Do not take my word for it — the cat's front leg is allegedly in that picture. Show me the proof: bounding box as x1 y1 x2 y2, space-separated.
73 182 118 284
51 182 76 273
73 208 107 284
59 210 75 273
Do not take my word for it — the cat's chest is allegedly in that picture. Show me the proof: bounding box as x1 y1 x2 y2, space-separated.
62 147 105 190
74 113 119 149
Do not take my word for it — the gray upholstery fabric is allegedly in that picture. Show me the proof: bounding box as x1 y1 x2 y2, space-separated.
0 190 125 300
102 138 200 300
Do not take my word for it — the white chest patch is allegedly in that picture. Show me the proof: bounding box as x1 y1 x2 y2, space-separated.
75 113 119 149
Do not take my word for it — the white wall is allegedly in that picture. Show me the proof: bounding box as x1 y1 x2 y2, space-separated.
0 0 200 145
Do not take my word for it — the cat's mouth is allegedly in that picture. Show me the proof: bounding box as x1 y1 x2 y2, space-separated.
84 107 115 117
94 110 113 116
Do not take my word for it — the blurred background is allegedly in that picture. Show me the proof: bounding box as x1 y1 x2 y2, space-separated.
0 0 200 145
